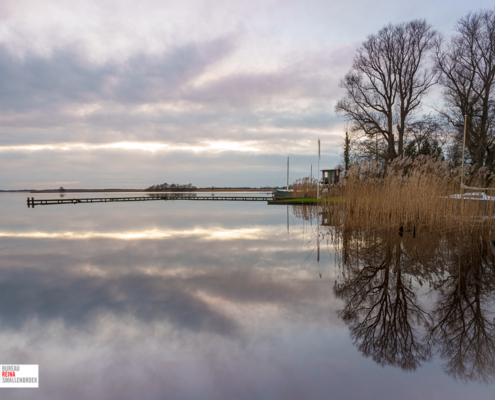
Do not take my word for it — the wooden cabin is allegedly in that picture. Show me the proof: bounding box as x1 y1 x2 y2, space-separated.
321 168 341 185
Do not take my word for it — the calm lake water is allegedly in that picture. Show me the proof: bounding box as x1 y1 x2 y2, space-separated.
1 192 494 399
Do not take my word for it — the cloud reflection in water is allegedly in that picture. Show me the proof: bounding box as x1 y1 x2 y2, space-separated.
1 196 493 399
0 227 266 240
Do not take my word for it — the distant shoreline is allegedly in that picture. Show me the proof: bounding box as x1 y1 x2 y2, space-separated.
196 188 273 192
30 189 144 193
29 188 274 193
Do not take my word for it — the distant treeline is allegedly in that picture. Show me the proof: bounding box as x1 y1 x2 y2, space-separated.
30 188 143 193
145 183 197 191
145 184 273 191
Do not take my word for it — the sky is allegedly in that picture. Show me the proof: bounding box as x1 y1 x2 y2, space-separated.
0 0 494 189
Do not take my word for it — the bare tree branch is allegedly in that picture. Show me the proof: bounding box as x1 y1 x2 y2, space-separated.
336 20 438 161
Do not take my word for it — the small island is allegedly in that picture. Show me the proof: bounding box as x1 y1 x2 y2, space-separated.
145 183 197 192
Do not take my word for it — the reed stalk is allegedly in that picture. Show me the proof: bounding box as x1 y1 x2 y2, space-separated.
327 156 495 234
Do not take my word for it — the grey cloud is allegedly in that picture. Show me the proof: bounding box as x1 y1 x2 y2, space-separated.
0 38 343 114
113 39 235 103
0 104 340 141
0 35 345 189
0 46 112 111
184 71 311 106
0 37 350 154
0 37 235 112
181 46 352 108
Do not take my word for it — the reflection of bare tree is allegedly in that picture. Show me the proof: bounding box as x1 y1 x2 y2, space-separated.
291 203 495 381
334 230 431 370
427 234 495 384
332 226 495 382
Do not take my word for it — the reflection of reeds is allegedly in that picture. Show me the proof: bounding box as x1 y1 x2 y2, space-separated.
291 204 320 222
328 156 495 233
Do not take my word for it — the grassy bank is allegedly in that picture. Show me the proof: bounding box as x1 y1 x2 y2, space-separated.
277 197 344 203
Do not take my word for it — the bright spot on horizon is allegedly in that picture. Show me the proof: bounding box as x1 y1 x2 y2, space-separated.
0 141 263 154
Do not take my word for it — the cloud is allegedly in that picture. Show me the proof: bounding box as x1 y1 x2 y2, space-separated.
0 37 236 113
2 0 478 189
0 146 342 188
0 35 346 164
185 70 312 107
0 39 343 115
0 46 111 112
113 39 236 104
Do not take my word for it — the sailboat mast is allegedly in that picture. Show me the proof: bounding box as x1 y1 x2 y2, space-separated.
317 139 320 199
287 156 289 190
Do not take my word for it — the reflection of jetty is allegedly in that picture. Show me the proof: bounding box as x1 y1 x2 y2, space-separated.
268 199 317 205
27 195 273 208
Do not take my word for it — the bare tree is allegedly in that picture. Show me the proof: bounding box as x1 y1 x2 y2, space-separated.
336 20 438 161
404 115 445 159
347 129 387 163
435 9 495 172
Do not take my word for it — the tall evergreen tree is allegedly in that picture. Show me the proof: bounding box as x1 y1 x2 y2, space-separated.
343 131 352 171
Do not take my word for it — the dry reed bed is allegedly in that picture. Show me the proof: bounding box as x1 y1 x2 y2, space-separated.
328 156 495 233
292 176 318 198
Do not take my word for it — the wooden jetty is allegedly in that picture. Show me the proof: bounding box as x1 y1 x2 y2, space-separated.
27 195 273 208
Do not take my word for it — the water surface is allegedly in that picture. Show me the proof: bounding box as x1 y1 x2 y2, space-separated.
0 192 494 399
